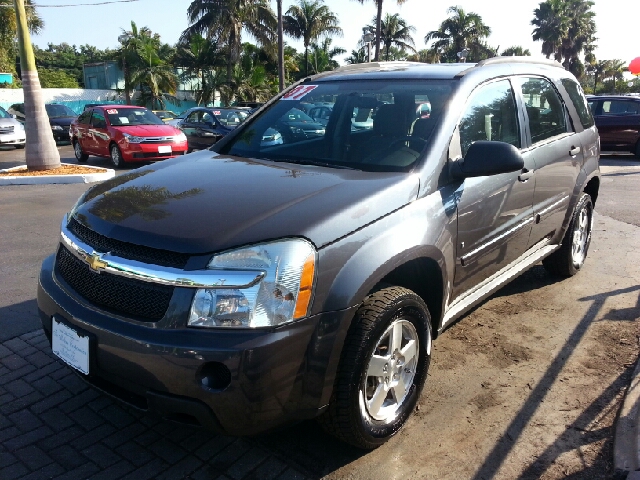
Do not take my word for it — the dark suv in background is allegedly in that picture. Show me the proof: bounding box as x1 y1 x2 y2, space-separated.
9 102 77 142
38 58 600 449
587 94 640 158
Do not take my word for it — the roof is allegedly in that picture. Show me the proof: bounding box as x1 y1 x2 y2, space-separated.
311 57 566 83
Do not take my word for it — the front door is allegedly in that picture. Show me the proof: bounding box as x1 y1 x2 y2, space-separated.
452 79 535 298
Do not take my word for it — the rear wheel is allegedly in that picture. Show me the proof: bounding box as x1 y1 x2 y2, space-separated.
110 143 124 168
318 286 432 449
543 192 593 277
73 139 88 163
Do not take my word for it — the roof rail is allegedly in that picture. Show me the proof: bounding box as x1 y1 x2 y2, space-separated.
476 56 563 68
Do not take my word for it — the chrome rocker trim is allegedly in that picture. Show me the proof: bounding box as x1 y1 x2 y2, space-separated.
60 216 265 289
442 238 559 330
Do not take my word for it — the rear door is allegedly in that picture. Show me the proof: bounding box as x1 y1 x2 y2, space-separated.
452 78 536 298
74 110 92 151
513 76 583 246
88 110 110 156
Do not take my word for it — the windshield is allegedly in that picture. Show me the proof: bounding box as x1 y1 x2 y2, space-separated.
0 107 10 119
220 79 456 171
213 108 250 126
45 104 76 118
107 108 165 126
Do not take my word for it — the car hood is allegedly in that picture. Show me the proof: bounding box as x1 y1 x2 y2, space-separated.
0 118 21 128
50 116 76 126
112 124 181 136
71 150 419 254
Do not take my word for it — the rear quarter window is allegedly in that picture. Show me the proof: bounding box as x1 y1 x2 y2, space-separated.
561 79 595 128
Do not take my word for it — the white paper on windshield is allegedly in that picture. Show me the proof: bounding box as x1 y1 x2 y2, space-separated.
281 85 318 101
134 111 144 115
119 117 130 124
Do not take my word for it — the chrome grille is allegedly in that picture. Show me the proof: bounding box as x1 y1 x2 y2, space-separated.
55 245 174 321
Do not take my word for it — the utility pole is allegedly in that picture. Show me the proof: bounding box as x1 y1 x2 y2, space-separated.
277 0 285 92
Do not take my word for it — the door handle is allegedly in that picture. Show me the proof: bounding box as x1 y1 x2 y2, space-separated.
570 146 581 156
518 168 534 182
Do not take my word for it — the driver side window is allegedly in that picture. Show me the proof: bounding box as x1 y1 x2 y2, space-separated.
459 80 520 157
186 111 201 124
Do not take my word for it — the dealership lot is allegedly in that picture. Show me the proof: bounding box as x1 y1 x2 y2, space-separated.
1 146 639 479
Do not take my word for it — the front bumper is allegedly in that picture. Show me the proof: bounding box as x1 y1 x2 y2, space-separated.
37 253 355 435
120 141 188 162
0 132 26 145
51 129 70 142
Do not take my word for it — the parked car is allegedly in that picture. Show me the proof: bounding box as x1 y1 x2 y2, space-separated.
70 105 188 167
587 95 640 158
0 106 26 149
9 103 77 142
38 58 600 449
152 110 179 122
178 107 250 151
165 111 188 127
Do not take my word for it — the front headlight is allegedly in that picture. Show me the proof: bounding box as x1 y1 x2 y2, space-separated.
51 125 63 131
123 132 144 143
188 239 316 328
174 132 187 143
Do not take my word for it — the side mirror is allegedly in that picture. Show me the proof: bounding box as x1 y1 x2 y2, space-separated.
451 141 524 179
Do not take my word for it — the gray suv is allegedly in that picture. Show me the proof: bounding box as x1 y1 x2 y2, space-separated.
38 58 600 449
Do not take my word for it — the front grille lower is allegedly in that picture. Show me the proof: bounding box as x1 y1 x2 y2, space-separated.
68 217 189 269
0 126 15 134
132 151 185 159
55 245 174 321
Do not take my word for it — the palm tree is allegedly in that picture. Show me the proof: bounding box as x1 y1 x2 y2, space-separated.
307 38 346 74
284 0 342 77
424 6 491 63
364 13 416 61
12 0 59 171
586 59 609 94
501 46 531 56
351 0 408 62
175 33 225 105
605 59 626 94
116 21 154 104
131 37 179 110
406 49 439 63
531 0 596 77
346 48 367 64
182 0 276 86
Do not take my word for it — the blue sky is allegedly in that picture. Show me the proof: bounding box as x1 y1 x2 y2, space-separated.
31 0 639 68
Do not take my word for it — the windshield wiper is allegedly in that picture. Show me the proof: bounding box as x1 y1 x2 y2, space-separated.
267 157 358 170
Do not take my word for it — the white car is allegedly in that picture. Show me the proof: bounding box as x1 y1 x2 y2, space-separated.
0 106 26 149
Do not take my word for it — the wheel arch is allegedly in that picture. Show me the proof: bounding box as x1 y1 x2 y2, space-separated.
583 175 599 207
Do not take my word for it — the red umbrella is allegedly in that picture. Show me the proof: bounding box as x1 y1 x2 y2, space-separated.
629 57 640 76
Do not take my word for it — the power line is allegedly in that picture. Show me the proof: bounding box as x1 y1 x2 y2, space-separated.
0 0 142 7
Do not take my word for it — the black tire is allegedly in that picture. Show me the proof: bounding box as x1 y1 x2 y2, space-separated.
15 144 25 149
543 192 593 277
318 286 432 449
109 143 124 168
634 141 640 159
73 139 89 163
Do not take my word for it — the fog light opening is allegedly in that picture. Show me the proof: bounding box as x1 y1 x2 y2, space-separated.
198 362 231 391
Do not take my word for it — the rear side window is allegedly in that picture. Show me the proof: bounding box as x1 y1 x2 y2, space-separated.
601 100 640 115
561 79 595 128
90 111 106 129
458 79 520 157
516 77 567 144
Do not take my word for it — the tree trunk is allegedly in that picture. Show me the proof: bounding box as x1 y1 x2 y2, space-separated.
304 46 309 77
123 58 131 105
374 0 383 61
277 0 285 92
14 0 60 171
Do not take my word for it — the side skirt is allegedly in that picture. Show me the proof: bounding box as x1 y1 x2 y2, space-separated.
440 239 559 332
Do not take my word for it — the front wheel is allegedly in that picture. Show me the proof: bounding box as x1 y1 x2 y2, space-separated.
110 143 124 168
73 140 88 163
543 192 593 277
318 286 432 449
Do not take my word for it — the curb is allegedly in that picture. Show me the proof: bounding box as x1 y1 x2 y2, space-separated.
0 163 115 185
614 356 640 476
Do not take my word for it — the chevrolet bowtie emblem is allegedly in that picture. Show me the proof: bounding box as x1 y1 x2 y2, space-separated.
86 253 108 273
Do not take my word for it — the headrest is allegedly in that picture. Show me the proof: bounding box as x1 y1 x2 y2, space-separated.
412 118 436 139
373 104 406 137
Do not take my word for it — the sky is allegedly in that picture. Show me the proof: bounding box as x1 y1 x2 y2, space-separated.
29 0 639 69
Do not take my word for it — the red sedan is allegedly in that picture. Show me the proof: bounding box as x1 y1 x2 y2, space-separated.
71 105 188 168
